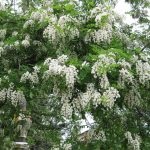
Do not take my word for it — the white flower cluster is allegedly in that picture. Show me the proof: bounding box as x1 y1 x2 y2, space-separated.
43 14 79 44
61 101 73 119
125 131 141 150
118 59 131 69
136 60 150 85
119 68 133 87
12 31 18 37
0 87 26 107
20 66 40 84
21 35 30 48
78 83 101 109
85 24 112 44
14 40 20 47
0 29 6 39
91 53 116 78
101 87 120 108
124 88 141 107
58 15 72 28
69 27 80 40
0 47 4 57
100 73 110 89
90 5 102 18
30 11 48 22
0 89 6 102
43 55 78 88
23 20 34 29
81 61 89 68
23 10 49 29
43 25 58 44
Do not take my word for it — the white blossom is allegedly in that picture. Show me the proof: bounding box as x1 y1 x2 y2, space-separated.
75 83 101 109
57 55 68 64
12 31 18 37
21 39 30 48
100 74 110 89
124 88 141 107
61 101 73 119
20 69 39 84
14 41 20 47
81 61 89 68
118 59 131 69
118 68 133 86
43 25 58 44
58 15 71 28
23 20 34 29
125 131 141 150
101 87 120 108
0 47 4 57
43 56 78 88
69 27 79 39
0 29 6 39
92 54 116 78
136 60 150 84
0 89 7 102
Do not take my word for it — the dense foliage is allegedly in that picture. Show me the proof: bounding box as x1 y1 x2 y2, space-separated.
0 0 150 149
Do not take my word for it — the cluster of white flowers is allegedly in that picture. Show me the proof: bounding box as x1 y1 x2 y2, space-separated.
0 29 6 39
118 68 134 87
43 55 78 88
90 5 102 18
124 88 141 107
12 31 18 37
92 54 116 78
118 59 131 69
0 86 26 107
21 35 30 48
30 10 48 22
85 24 112 44
58 15 72 28
20 66 40 84
0 89 6 102
23 20 34 29
0 47 4 57
81 61 89 68
43 24 58 44
43 14 79 44
74 83 101 110
14 40 20 47
100 87 120 108
61 101 73 119
136 60 150 85
69 27 80 40
100 73 110 89
125 131 141 150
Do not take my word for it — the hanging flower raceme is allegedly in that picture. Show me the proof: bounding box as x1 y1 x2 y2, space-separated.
43 55 78 88
0 29 6 40
100 87 120 108
20 66 40 84
0 84 26 107
125 131 141 150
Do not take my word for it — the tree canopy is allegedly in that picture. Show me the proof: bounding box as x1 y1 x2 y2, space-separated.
0 0 150 149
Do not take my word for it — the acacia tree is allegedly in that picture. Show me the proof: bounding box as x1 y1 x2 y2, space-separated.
0 0 150 149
